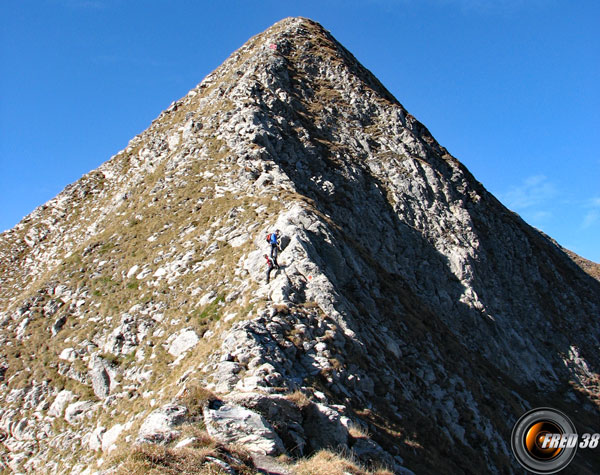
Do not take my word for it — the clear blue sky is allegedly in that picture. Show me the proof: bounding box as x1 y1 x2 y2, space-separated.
1 0 598 261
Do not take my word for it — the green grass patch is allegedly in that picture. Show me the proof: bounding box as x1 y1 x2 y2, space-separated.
195 294 225 323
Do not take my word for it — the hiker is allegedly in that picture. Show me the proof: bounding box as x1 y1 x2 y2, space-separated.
268 229 281 267
265 254 275 283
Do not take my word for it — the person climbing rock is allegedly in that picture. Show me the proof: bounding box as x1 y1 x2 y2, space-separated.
265 254 275 283
267 229 281 267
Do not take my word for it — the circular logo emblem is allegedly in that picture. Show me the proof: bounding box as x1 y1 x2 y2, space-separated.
511 407 578 474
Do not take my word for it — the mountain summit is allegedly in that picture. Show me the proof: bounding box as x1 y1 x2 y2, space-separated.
1 17 599 474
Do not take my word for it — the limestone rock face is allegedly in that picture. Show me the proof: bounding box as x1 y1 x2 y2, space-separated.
166 328 199 357
302 402 348 451
0 16 599 474
102 423 126 453
89 356 111 399
137 404 187 444
64 400 96 425
47 390 76 418
203 400 285 456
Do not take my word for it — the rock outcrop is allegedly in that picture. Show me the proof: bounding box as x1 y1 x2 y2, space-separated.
0 16 599 474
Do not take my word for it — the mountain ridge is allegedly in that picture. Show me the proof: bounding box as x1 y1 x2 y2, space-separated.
0 17 599 474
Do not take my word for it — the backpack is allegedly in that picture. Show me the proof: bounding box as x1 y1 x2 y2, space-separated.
266 233 273 243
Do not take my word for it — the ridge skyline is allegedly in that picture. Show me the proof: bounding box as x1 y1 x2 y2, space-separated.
2 2 598 262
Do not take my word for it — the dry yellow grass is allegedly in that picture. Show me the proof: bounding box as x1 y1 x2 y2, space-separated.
347 422 370 439
178 385 219 417
108 440 255 475
284 390 311 409
293 449 392 475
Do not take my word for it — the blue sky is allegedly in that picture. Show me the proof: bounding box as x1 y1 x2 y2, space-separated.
1 0 598 261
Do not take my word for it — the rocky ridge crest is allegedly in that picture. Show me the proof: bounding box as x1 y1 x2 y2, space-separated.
0 17 599 474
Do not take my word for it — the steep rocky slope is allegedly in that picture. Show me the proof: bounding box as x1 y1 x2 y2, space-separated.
1 17 599 474
564 249 600 281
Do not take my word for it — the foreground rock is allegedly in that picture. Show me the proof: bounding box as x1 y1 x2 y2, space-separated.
204 400 285 456
137 404 188 444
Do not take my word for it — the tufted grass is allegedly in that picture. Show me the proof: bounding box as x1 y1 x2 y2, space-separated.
108 440 255 475
294 449 393 475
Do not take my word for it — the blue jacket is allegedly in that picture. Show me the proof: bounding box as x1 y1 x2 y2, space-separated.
269 233 278 245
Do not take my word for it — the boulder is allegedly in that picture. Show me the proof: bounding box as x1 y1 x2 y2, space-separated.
303 403 348 451
137 403 187 444
229 392 306 455
88 426 106 451
213 361 243 393
51 315 67 336
59 348 76 362
351 437 398 470
166 329 199 357
203 400 285 456
11 418 33 441
89 357 110 399
65 401 95 425
47 390 76 418
102 423 125 453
